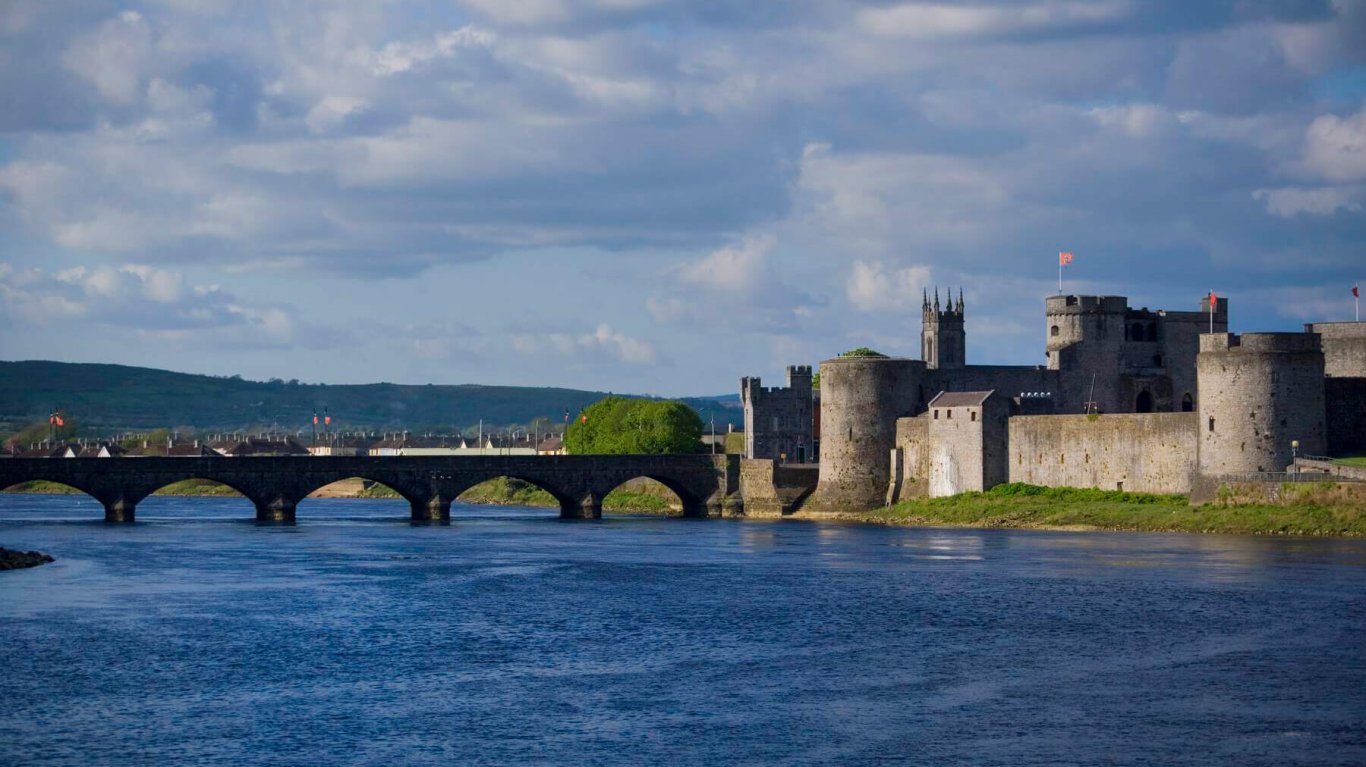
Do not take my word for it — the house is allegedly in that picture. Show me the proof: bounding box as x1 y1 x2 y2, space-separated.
536 436 565 455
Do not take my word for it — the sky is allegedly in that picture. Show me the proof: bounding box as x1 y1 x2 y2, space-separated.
0 1 1363 396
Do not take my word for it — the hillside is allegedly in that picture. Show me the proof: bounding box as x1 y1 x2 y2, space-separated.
0 361 742 434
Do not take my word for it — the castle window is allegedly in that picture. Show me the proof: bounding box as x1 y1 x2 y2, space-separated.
1181 393 1193 412
1208 417 1215 432
1050 325 1060 337
934 410 939 420
970 411 977 422
1146 323 1158 342
947 410 952 419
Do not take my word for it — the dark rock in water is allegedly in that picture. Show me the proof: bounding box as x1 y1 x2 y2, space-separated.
0 547 55 571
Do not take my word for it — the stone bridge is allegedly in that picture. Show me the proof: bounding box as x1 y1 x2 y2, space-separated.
0 454 741 523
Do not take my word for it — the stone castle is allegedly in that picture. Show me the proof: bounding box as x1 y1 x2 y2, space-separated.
740 291 1366 511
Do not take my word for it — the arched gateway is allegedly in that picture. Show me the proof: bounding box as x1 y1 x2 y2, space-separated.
0 455 740 524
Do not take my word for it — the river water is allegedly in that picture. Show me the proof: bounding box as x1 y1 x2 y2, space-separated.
1 494 1364 766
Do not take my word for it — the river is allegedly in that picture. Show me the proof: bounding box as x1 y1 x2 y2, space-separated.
1 494 1363 766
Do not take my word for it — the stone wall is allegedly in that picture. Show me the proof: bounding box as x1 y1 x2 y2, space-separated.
737 459 818 517
1197 333 1327 475
1307 322 1366 378
1008 413 1198 494
806 356 923 512
923 366 1059 413
1325 378 1366 455
888 417 931 504
924 393 1010 497
741 365 815 463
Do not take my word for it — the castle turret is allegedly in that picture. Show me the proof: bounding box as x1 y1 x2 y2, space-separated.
1046 295 1128 412
805 355 923 512
1196 332 1326 475
922 287 965 370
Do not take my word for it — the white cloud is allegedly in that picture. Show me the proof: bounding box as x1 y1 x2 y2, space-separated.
677 235 774 293
61 10 152 104
1253 186 1362 218
846 260 932 312
511 323 656 364
1303 108 1366 183
857 1 1133 40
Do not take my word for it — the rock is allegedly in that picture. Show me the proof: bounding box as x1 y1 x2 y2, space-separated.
0 547 55 571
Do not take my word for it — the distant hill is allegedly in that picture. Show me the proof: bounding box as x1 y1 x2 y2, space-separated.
0 361 742 434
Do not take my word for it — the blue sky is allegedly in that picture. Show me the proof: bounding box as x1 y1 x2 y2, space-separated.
1 0 1363 396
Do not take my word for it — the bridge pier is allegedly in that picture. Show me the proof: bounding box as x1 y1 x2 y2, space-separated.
411 496 451 523
561 495 601 520
103 499 136 523
255 499 297 524
681 497 723 519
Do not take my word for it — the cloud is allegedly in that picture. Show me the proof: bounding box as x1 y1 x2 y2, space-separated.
846 260 932 313
857 1 1134 41
0 261 337 351
1253 186 1362 217
511 323 657 364
676 234 774 293
1302 107 1366 182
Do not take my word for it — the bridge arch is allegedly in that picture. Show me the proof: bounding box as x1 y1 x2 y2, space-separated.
1 479 105 517
600 475 697 517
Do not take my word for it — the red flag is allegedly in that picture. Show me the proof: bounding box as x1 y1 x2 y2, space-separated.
313 414 319 425
50 414 65 427
580 414 588 424
1059 251 1073 266
1354 285 1360 298
324 415 331 425
1209 290 1218 304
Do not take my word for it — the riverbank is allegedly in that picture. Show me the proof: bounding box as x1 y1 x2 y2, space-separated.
816 483 1366 537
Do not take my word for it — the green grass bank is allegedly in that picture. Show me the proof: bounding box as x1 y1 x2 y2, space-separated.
838 483 1366 537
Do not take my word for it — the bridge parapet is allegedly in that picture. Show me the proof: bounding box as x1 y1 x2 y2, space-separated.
0 454 742 523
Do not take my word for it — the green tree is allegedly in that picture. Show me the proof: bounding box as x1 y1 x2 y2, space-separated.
839 347 887 358
564 397 703 454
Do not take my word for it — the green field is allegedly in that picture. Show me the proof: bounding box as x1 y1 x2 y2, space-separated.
850 483 1366 537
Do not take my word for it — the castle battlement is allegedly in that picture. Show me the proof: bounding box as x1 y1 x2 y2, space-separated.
1045 295 1128 315
1200 332 1321 354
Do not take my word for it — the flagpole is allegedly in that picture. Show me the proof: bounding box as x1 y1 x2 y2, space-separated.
1209 290 1214 334
1058 257 1062 294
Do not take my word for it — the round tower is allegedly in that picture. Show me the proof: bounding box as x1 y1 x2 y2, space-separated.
1196 332 1326 475
1045 295 1128 412
805 356 923 512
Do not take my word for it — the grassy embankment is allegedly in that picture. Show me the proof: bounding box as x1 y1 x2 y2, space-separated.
854 483 1366 537
4 477 676 513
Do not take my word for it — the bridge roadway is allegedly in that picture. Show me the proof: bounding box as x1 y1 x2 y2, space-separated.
0 454 741 523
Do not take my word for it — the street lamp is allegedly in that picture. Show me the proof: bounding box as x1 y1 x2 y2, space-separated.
1291 439 1300 476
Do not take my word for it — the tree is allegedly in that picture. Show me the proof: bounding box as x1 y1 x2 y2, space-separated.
564 397 703 454
839 347 887 358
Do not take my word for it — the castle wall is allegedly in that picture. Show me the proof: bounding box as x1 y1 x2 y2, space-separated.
741 366 814 462
1197 333 1326 475
889 417 930 502
925 394 1009 497
806 357 923 512
738 459 819 517
1306 322 1366 378
1325 378 1366 455
1008 413 1198 494
1046 295 1127 413
924 366 1059 411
